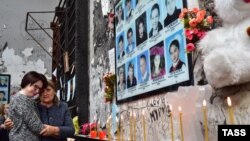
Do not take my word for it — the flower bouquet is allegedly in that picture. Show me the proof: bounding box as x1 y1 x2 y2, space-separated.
179 8 214 85
103 72 116 102
179 8 214 53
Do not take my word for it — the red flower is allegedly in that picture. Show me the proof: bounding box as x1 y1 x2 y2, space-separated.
186 43 195 52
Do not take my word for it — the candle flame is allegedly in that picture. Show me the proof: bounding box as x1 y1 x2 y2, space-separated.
169 104 172 111
203 100 206 107
178 106 182 111
133 112 136 118
142 110 145 115
227 97 232 106
121 115 123 120
116 117 119 122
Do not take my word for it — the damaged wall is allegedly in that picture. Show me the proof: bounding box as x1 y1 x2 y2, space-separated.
0 0 59 94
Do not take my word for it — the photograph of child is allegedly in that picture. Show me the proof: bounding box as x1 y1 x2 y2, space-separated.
126 59 137 88
137 51 150 83
148 3 163 38
166 30 186 73
164 0 182 27
136 12 148 46
150 41 166 79
116 32 125 60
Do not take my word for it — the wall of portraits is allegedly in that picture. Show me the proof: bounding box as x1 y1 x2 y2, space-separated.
115 0 190 102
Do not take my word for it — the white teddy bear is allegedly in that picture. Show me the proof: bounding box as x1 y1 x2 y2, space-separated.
199 0 250 89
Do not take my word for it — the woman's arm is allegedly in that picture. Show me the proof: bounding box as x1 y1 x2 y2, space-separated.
57 103 75 138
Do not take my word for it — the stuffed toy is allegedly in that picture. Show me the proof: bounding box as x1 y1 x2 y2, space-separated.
199 0 250 90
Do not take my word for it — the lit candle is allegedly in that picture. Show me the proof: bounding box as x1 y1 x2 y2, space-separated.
106 116 111 141
179 106 184 141
203 100 209 141
116 117 120 141
130 112 133 141
121 115 124 141
94 116 97 133
133 112 137 141
169 104 174 141
227 97 234 124
142 110 146 141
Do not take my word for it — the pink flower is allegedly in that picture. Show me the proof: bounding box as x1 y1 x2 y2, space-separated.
182 8 188 14
192 8 199 13
190 28 198 34
185 29 191 36
186 43 195 52
189 19 197 28
197 30 206 39
179 12 185 19
206 16 214 24
186 34 194 41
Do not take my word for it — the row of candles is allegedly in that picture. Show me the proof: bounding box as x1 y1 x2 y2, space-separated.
94 96 235 141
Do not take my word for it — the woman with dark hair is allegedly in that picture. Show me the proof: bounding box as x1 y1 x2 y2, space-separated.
127 62 137 88
150 45 166 79
7 71 53 141
5 80 75 141
115 4 124 27
118 67 126 91
136 15 148 45
117 35 125 59
169 39 185 73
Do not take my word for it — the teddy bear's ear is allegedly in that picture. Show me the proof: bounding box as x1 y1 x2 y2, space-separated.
247 27 250 37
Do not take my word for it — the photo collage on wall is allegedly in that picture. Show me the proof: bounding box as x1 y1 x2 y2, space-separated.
115 0 189 101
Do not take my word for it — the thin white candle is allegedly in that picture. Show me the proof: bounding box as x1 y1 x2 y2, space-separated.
227 97 234 124
142 110 146 141
203 100 208 141
179 106 184 141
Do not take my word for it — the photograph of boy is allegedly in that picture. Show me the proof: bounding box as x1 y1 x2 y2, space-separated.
164 0 181 27
138 52 150 83
126 27 136 54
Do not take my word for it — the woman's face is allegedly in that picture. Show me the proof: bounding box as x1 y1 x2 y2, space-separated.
119 70 124 82
154 55 161 68
40 86 55 104
25 80 43 97
4 104 9 115
119 40 124 53
128 67 134 78
151 8 160 31
166 0 176 15
118 7 123 21
139 22 144 38
170 45 180 63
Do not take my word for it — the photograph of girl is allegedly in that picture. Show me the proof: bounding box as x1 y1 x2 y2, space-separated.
166 30 186 73
136 12 148 46
126 60 137 88
150 41 166 79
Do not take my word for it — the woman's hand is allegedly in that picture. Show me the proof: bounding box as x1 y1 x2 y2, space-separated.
40 124 60 136
4 118 14 130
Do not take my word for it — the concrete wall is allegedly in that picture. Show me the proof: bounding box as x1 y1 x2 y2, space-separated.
0 0 59 94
